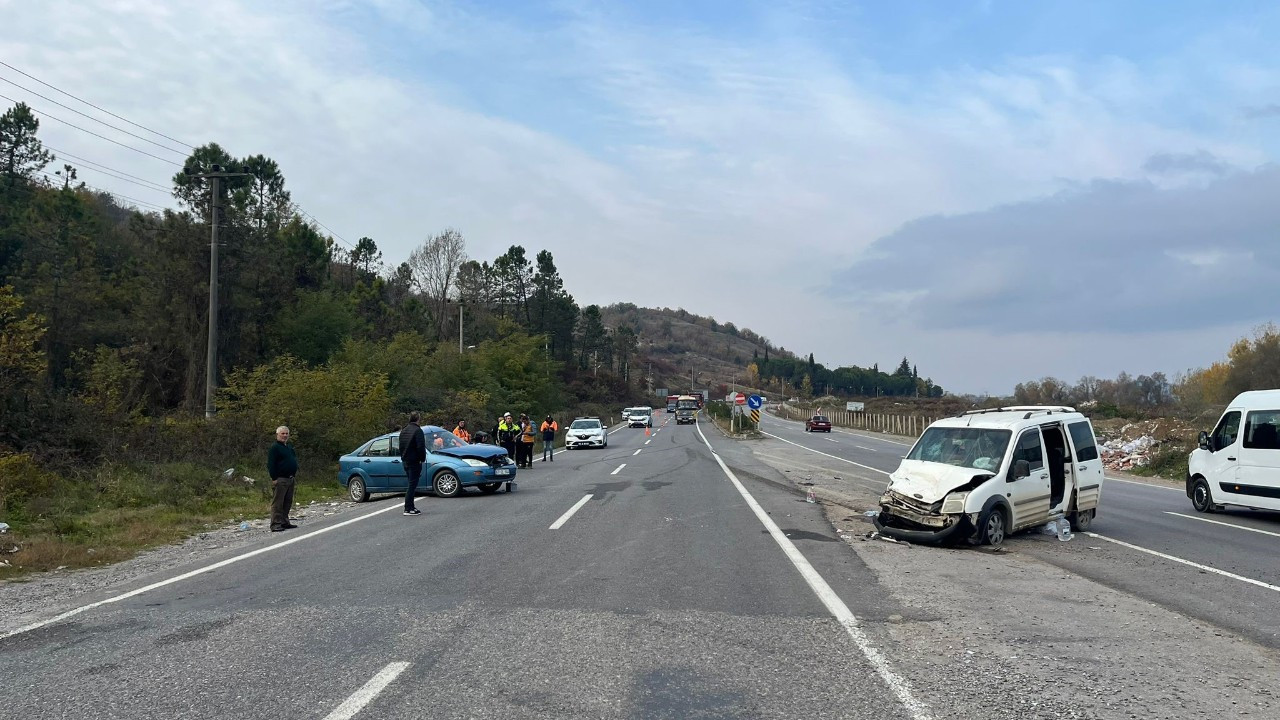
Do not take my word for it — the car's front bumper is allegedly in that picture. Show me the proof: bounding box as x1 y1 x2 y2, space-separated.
567 435 605 447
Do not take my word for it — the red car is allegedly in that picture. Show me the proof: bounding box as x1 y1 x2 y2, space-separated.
805 415 832 432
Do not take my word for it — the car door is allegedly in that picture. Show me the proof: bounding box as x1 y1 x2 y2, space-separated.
359 437 394 490
1236 409 1280 510
1007 428 1051 529
1203 410 1243 502
1066 420 1104 512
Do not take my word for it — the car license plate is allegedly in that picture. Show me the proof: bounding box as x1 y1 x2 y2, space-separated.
496 469 510 476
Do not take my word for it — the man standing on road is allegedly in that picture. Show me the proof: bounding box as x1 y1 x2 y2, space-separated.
519 414 537 468
398 412 427 516
497 412 517 462
267 426 298 532
540 415 558 462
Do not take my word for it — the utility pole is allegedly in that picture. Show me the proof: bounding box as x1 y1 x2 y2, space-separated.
458 302 463 355
196 164 251 418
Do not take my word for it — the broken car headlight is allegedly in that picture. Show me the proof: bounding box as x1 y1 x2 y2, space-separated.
940 491 969 514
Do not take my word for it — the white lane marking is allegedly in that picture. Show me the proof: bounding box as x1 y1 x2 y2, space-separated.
826 438 839 443
854 445 876 451
760 431 890 476
323 662 410 720
633 449 642 456
1164 512 1280 539
1086 532 1280 593
611 464 626 475
645 439 652 445
695 424 932 720
549 494 593 530
1 500 407 641
1107 477 1182 492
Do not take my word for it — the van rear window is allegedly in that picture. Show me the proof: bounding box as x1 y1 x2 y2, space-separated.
1067 421 1099 462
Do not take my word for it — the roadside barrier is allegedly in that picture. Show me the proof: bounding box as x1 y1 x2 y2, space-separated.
775 403 935 439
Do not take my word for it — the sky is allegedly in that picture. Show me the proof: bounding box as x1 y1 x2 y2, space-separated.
3 0 1279 394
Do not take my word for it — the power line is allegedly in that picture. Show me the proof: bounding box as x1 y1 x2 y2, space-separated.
46 147 172 194
0 95 184 167
39 171 169 211
0 59 193 148
0 75 190 156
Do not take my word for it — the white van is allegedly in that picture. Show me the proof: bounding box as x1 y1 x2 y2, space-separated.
1187 390 1280 513
874 407 1105 546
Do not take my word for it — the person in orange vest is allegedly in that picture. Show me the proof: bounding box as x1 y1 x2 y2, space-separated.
452 420 471 444
540 415 558 462
518 414 537 468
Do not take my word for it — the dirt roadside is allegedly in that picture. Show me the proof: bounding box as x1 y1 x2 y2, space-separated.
743 432 1280 720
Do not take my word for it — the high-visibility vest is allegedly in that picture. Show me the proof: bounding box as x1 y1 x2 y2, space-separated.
453 426 471 442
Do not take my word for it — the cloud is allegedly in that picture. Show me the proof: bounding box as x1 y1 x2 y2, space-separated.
830 163 1280 334
1142 150 1232 177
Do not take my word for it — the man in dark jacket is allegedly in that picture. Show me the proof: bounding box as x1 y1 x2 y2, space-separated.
267 425 299 532
398 412 427 516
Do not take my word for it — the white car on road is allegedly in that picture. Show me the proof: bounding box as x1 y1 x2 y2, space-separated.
566 417 608 449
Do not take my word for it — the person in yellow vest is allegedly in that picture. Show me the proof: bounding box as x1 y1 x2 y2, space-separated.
497 413 518 460
452 420 471 444
540 415 558 462
518 414 537 468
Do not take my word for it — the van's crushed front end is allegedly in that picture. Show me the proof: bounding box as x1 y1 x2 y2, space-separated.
873 461 995 544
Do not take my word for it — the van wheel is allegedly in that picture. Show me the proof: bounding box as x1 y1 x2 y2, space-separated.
1191 477 1216 513
1069 508 1094 531
978 507 1007 547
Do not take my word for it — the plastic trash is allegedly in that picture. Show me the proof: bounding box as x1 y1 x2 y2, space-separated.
863 510 879 518
805 489 817 503
0 522 9 533
1041 520 1059 536
239 521 250 531
1056 522 1073 542
220 467 235 481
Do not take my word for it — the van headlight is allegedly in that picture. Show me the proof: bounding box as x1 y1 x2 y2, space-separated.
941 491 969 514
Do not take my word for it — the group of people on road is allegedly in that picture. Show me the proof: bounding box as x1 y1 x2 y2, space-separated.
492 412 558 468
267 410 563 526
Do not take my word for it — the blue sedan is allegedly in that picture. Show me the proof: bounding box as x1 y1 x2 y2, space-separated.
338 426 517 502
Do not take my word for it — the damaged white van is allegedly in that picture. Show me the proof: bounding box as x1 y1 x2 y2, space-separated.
1187 390 1280 514
874 407 1105 546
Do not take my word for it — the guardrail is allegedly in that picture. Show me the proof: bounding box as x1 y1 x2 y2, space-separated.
775 403 935 439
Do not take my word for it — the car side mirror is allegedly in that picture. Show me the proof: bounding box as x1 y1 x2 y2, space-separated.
1198 430 1211 451
1011 459 1030 481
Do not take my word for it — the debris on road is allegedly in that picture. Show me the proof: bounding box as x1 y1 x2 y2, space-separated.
0 522 9 534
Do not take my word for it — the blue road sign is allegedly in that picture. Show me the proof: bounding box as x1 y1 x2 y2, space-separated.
747 394 763 410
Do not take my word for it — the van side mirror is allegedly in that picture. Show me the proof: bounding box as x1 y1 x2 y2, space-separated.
1198 430 1211 451
1011 459 1030 481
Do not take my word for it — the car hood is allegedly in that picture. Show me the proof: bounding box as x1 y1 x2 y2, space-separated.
435 444 509 461
887 460 994 503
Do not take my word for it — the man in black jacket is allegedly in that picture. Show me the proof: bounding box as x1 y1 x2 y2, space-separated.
267 425 299 532
398 412 427 516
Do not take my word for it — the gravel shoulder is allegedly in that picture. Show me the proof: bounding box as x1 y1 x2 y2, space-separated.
745 433 1280 720
0 496 367 635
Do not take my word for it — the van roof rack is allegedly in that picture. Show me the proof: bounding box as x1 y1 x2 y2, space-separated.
959 406 1076 423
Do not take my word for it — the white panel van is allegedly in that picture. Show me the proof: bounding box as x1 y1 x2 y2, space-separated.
1187 390 1280 513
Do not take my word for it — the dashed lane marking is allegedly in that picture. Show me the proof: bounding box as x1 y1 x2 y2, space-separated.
549 494 593 530
323 662 410 720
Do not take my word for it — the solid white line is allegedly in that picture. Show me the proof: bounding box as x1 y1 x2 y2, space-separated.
1164 512 1280 539
0 500 407 641
1085 532 1280 593
695 423 932 720
323 662 410 720
633 449 642 456
760 431 890 476
549 494 593 530
611 464 626 475
1107 476 1182 492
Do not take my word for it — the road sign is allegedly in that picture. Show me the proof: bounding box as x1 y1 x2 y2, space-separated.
750 409 760 424
846 401 865 412
747 394 762 410
734 392 746 405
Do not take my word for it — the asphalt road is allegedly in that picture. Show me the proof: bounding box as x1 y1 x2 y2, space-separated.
759 408 1280 649
0 414 927 720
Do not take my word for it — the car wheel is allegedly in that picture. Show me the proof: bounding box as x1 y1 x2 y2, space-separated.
433 469 461 498
479 482 501 494
348 476 369 503
1069 508 1094 531
1191 477 1216 513
978 506 1007 547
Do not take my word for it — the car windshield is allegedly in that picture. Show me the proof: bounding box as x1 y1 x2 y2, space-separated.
425 429 466 449
570 420 601 430
907 427 1011 472
631 409 648 416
